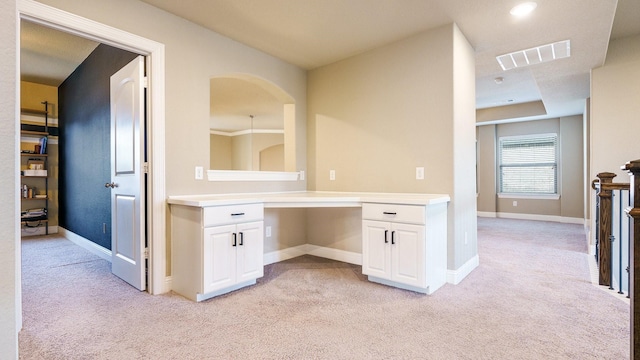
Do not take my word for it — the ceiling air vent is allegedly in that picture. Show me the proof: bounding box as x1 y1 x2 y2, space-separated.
496 40 570 71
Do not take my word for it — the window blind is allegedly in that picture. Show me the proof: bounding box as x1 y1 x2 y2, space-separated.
499 134 558 194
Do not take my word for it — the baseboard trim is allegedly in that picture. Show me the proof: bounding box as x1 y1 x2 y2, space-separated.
305 244 362 265
264 244 362 266
58 227 111 262
264 245 308 265
447 255 479 285
478 212 584 225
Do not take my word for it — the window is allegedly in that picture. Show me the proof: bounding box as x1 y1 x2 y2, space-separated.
498 134 557 194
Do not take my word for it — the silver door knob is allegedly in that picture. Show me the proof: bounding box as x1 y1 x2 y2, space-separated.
105 182 119 188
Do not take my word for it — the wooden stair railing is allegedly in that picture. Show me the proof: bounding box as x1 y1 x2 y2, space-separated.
623 160 640 359
596 172 630 286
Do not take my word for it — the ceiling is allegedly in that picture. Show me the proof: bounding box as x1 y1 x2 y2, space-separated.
20 0 640 124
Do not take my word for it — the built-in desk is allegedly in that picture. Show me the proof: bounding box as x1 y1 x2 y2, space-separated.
168 192 449 301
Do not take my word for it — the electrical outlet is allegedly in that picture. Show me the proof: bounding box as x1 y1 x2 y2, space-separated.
266 226 272 238
299 170 305 181
416 167 425 180
195 166 204 180
513 200 518 207
329 170 336 181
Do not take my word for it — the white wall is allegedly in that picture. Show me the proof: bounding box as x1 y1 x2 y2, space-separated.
1 0 19 357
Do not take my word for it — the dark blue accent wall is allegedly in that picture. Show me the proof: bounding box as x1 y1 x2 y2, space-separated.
58 44 138 250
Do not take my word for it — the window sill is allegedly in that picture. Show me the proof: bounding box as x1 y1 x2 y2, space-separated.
498 193 560 200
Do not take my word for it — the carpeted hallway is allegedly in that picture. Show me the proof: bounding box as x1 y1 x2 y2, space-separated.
19 217 629 359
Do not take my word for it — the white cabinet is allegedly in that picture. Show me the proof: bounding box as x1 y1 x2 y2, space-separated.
362 202 447 294
202 221 264 294
171 203 264 301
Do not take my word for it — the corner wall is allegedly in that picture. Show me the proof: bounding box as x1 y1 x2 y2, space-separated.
307 23 478 271
590 33 640 246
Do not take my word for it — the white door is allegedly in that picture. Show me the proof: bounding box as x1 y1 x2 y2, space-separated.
235 221 264 283
362 220 391 279
203 225 236 293
110 56 146 291
391 223 425 288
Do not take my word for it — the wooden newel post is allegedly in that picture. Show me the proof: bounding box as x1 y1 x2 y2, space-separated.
597 172 617 286
624 160 640 360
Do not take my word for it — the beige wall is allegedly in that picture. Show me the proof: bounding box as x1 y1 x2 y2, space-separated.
590 33 640 245
476 125 496 213
35 0 308 197
1 0 19 356
307 23 478 270
591 34 640 181
476 116 585 220
209 134 232 170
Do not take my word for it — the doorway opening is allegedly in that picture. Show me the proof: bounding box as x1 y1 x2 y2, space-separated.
18 1 167 296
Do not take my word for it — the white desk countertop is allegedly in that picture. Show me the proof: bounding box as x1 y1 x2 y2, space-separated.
167 191 450 208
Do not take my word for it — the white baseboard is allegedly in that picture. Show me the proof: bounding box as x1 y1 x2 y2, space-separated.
447 255 479 285
21 225 58 237
264 245 308 265
478 211 584 225
304 244 362 265
58 227 111 262
264 244 362 266
477 211 496 218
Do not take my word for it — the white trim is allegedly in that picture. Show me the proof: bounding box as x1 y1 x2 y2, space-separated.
497 193 560 200
58 227 111 262
477 211 497 218
447 255 479 285
477 211 585 225
263 244 362 266
305 244 362 265
210 129 284 137
19 0 167 295
264 245 308 265
207 170 299 182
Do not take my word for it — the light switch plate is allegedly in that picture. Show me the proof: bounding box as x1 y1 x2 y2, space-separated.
195 166 204 180
416 167 425 180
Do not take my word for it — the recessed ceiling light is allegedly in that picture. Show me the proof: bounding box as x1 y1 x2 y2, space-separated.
510 2 537 17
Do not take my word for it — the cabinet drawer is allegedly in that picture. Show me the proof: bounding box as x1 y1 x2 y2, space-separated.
204 203 264 227
362 203 425 225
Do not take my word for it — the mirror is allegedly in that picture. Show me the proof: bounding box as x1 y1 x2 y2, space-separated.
210 75 296 173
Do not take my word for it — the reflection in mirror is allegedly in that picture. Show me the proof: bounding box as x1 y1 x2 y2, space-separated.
210 75 296 172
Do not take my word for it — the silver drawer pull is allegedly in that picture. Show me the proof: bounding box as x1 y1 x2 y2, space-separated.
231 212 245 216
383 212 397 215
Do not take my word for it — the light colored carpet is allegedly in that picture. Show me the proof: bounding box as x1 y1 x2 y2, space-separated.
19 218 629 359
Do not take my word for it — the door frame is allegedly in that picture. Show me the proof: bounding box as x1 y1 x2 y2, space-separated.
17 0 167 295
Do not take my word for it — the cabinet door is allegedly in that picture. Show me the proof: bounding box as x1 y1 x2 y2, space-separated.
362 220 391 279
235 221 264 283
203 224 236 293
390 223 425 288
